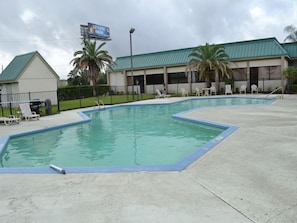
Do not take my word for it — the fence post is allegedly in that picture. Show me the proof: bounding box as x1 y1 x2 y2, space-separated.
57 98 60 113
79 86 82 108
9 102 13 115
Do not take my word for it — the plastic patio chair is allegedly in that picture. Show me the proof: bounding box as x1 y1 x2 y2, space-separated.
251 84 258 94
19 103 40 121
195 87 202 96
210 86 216 95
225 85 233 95
240 85 247 94
181 88 188 97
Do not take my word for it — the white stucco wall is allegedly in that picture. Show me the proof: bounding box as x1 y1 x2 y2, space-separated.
146 68 164 74
249 58 282 67
167 66 185 73
18 56 58 93
109 71 125 86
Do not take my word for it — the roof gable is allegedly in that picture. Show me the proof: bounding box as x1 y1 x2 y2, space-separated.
0 51 36 82
0 51 59 82
112 37 289 71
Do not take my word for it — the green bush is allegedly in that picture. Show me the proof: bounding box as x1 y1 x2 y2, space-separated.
98 85 110 96
58 85 110 101
289 84 297 93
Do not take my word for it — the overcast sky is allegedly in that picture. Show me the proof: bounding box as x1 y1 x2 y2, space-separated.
0 0 296 80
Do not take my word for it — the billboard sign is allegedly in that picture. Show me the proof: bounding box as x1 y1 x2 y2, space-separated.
87 23 110 40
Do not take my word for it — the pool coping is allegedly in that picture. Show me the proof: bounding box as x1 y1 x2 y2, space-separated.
0 96 275 174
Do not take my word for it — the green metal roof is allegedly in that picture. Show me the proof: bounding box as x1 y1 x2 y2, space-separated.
112 37 289 71
0 51 37 82
281 42 297 59
113 48 193 71
224 37 287 60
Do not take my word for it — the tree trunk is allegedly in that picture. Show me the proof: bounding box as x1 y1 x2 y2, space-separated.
92 77 97 96
188 71 192 94
205 76 210 88
215 69 219 94
90 64 97 96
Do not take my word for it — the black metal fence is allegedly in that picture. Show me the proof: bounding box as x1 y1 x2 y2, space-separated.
58 88 152 111
0 90 58 117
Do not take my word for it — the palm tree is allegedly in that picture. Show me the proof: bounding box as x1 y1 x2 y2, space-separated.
187 43 232 93
284 25 297 42
282 66 297 92
70 40 114 96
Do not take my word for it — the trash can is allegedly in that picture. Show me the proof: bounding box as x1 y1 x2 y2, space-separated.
30 99 42 114
45 99 52 115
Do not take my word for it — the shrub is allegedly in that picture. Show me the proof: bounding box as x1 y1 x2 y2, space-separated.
58 85 110 101
289 84 297 93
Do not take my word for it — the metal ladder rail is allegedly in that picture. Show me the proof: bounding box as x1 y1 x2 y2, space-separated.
94 100 105 109
265 86 283 99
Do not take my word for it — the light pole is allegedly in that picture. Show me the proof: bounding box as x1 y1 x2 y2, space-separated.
129 28 135 100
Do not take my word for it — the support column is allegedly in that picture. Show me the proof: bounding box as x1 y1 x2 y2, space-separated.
246 61 250 92
124 70 128 94
163 66 168 92
281 56 286 94
143 70 147 93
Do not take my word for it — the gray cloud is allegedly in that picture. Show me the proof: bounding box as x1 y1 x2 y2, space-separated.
0 0 296 79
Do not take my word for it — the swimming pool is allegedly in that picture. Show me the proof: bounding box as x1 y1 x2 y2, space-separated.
0 97 274 173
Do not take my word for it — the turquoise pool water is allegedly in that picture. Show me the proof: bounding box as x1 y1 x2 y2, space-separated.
0 97 272 172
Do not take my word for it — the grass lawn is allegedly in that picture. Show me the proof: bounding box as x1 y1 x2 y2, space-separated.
0 94 156 116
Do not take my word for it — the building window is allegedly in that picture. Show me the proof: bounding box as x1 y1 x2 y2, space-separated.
269 66 281 80
258 66 281 80
168 72 188 84
233 68 247 81
188 71 206 83
258 67 269 80
146 74 164 85
288 61 297 67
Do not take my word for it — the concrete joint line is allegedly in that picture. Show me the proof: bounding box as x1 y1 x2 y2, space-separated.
186 173 256 223
264 203 297 223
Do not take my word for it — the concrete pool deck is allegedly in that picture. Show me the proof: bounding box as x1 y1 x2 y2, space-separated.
0 95 296 223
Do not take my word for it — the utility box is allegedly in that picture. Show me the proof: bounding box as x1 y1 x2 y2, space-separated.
45 99 52 115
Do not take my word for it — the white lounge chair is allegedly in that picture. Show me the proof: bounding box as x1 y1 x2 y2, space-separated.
251 84 258 94
240 85 247 94
155 89 170 98
0 115 21 125
19 103 40 121
181 88 188 97
225 85 233 95
195 87 202 96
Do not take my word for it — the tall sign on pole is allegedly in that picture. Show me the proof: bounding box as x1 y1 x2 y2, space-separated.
80 22 111 41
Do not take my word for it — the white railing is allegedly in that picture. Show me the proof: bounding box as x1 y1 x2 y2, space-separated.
265 86 283 99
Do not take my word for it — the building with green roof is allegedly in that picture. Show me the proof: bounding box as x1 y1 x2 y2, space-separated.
108 37 297 95
0 51 59 104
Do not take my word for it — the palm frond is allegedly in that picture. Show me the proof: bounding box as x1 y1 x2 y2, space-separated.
284 25 297 42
